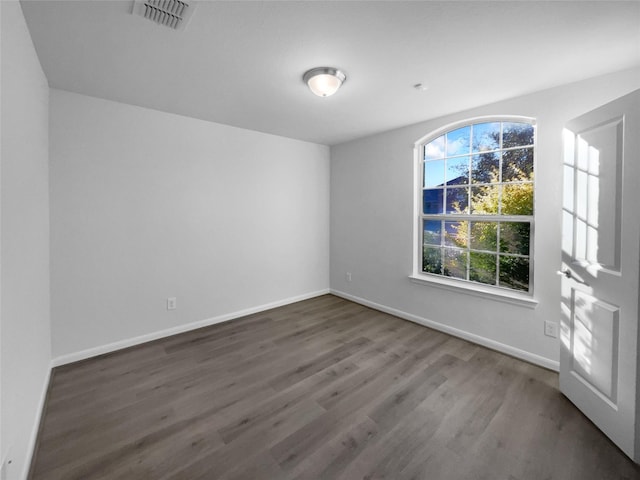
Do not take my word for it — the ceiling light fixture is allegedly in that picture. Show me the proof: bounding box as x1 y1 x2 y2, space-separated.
303 67 347 97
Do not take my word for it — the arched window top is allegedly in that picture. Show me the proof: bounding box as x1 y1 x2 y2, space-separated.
415 116 535 148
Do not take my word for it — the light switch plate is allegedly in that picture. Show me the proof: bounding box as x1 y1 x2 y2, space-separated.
167 297 177 310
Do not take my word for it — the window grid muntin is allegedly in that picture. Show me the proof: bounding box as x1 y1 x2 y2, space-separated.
427 144 534 162
419 120 534 293
421 217 531 290
422 152 534 216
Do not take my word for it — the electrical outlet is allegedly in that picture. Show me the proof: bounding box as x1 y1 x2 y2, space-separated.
544 321 558 338
346 272 352 282
167 297 177 310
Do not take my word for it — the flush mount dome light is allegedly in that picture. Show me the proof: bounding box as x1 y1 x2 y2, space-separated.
303 67 347 97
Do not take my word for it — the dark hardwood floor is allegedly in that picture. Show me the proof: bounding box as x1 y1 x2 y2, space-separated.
29 295 639 479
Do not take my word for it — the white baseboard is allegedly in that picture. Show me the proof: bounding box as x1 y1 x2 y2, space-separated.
330 289 559 372
22 366 51 480
51 289 330 367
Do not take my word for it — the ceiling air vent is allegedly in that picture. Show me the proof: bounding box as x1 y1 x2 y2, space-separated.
132 0 196 31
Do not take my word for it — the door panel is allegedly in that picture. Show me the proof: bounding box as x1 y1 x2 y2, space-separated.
570 289 618 403
573 117 623 270
560 89 639 462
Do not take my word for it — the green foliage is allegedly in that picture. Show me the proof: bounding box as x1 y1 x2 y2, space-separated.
422 247 442 274
450 165 533 249
502 181 534 215
499 256 530 291
470 252 496 285
448 164 531 289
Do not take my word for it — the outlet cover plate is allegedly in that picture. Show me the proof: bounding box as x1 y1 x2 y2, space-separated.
544 320 558 338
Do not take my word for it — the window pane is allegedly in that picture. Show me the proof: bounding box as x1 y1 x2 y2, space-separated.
470 252 497 285
499 256 529 291
500 222 530 255
446 187 469 214
425 135 445 160
446 126 471 156
444 221 467 248
472 122 500 153
423 220 442 246
502 148 533 182
446 156 470 185
471 152 500 184
443 248 467 279
501 183 533 215
423 246 442 274
503 122 534 148
423 189 444 214
424 160 445 187
470 221 497 251
471 185 499 214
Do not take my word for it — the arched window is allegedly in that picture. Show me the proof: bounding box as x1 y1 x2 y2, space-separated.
414 118 535 294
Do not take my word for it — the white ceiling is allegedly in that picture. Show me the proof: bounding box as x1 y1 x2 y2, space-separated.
20 1 640 145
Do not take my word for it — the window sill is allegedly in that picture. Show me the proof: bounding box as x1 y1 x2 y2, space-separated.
408 274 538 309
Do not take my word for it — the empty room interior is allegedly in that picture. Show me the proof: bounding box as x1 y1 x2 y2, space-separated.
2 0 640 479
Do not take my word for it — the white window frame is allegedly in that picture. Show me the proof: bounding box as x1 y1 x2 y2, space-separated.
409 116 538 308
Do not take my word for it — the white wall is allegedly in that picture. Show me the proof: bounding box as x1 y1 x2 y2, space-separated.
0 1 51 478
330 68 640 368
50 89 330 361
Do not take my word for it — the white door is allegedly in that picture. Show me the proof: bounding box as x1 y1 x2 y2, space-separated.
560 89 640 462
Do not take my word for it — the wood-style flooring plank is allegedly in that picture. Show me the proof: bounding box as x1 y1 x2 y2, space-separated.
29 294 640 480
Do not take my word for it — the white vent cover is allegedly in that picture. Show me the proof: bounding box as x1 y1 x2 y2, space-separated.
132 0 195 31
